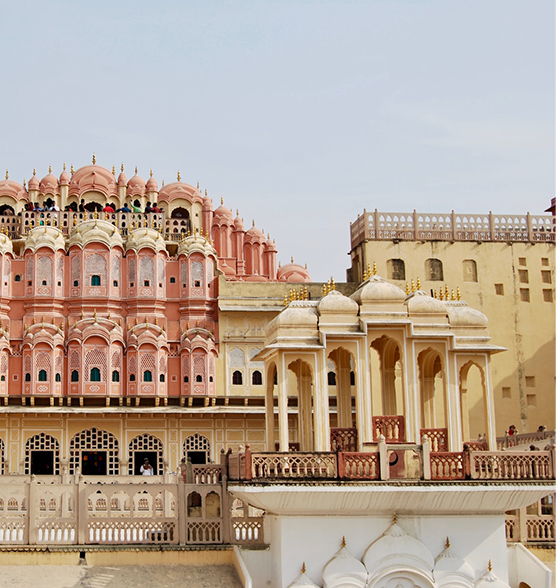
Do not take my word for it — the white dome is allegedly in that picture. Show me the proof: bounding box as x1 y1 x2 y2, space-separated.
406 291 447 315
0 232 14 256
126 227 167 254
363 521 435 580
68 219 123 250
317 290 359 315
351 275 406 304
24 226 66 253
177 233 218 258
434 541 474 587
446 301 488 327
322 543 367 588
272 301 318 329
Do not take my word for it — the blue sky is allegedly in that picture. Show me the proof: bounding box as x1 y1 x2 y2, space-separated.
0 0 553 281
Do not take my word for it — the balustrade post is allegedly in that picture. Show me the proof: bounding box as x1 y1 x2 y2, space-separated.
222 473 230 544
518 506 528 543
27 475 37 545
337 450 345 479
549 439 556 479
77 475 87 545
378 435 389 481
413 209 418 239
177 475 187 545
451 210 456 241
526 212 533 241
244 445 252 481
422 435 431 480
489 211 495 241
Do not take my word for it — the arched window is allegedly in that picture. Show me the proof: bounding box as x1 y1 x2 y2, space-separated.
350 371 355 386
463 259 478 282
112 370 119 382
14 275 21 282
252 370 262 386
143 370 152 382
90 367 101 382
55 373 61 382
425 258 444 281
71 370 79 382
38 370 47 382
25 373 31 382
130 374 136 381
183 375 189 383
387 258 406 281
195 374 203 383
232 370 243 385
328 371 337 386
91 275 101 286
159 374 165 382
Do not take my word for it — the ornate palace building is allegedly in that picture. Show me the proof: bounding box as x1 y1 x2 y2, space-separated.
0 160 552 588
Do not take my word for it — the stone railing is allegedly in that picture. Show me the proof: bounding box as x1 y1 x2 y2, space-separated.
227 442 555 484
421 428 448 452
505 493 555 546
372 415 405 443
0 471 265 547
330 427 358 452
350 209 555 248
496 430 555 450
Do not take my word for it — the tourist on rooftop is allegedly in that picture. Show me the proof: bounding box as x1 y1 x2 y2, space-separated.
144 201 152 213
78 199 85 212
103 203 115 213
130 201 142 213
151 202 161 213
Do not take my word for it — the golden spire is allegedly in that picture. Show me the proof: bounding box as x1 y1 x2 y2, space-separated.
63 162 66 171
304 286 308 300
363 269 368 281
177 170 181 181
94 209 99 219
411 279 415 293
301 562 306 574
121 163 124 172
4 171 7 180
416 277 421 290
73 217 77 226
70 164 74 174
326 280 331 294
456 287 461 300
488 560 492 572
150 169 153 177
197 181 199 189
48 165 52 173
439 288 444 300
322 284 327 296
373 261 377 275
451 289 456 301
112 165 115 175
92 154 96 164
135 317 138 325
252 220 255 227
93 309 97 321
393 513 397 523
341 536 346 548
162 180 165 187
33 168 36 177
220 197 224 205
291 255 294 263
80 310 84 319
331 277 336 290
405 282 410 295
433 289 437 299
23 179 26 187
445 284 449 299
446 537 450 549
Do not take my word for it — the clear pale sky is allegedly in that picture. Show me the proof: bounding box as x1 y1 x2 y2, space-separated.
0 0 553 281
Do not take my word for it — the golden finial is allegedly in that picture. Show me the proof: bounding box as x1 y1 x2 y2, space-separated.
445 284 449 299
51 317 55 325
326 280 331 294
252 220 255 227
63 162 66 171
70 164 74 174
32 168 36 177
145 316 149 328
411 279 415 293
4 171 7 180
457 287 461 300
451 289 456 301
301 562 306 574
134 166 138 175
291 255 294 263
446 537 450 549
187 321 190 330
135 317 138 325
322 284 327 296
108 310 111 319
92 154 96 164
60 321 64 331
197 181 199 189
80 310 84 319
112 165 115 175
439 288 444 300
121 163 124 172
278 261 281 269
41 317 44 328
488 560 492 572
177 170 181 181
24 322 27 330
433 290 437 299
405 282 410 295
196 319 199 328
331 277 336 291
304 286 308 300
393 513 397 523
23 179 26 187
416 277 421 290
93 309 97 321
162 179 165 187
162 324 166 331
150 169 153 178
373 261 377 275
341 536 346 548
367 263 371 277
363 269 368 281
48 165 52 173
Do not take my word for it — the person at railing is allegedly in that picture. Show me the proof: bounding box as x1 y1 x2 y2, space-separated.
103 203 115 213
538 425 547 433
33 202 43 212
116 203 132 213
507 425 518 436
144 201 152 213
130 201 142 213
78 199 86 212
140 458 154 475
151 202 161 213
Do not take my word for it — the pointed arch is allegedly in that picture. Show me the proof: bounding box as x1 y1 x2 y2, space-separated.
459 360 487 443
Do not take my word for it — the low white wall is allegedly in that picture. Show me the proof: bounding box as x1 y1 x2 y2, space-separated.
507 543 552 588
238 545 272 587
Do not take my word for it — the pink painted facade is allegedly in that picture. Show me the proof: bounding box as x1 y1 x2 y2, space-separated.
0 162 311 401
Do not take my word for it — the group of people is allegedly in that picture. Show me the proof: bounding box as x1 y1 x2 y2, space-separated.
22 199 163 215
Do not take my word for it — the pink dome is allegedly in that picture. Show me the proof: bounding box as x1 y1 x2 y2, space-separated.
265 237 277 252
245 223 265 243
146 171 158 193
277 260 311 283
202 195 213 212
127 169 146 196
158 181 203 205
59 166 70 186
117 168 127 187
28 172 39 191
39 170 60 195
68 164 118 198
213 203 234 221
0 178 27 200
